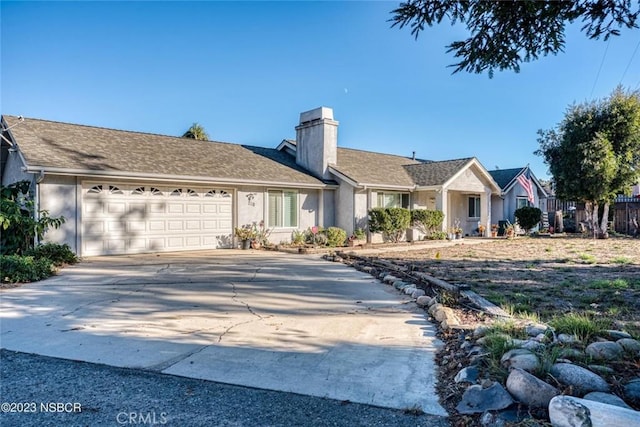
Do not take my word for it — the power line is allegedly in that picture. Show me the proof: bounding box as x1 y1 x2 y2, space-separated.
590 38 610 99
620 38 640 85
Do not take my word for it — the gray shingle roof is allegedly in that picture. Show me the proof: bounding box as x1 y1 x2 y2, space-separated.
488 167 525 190
333 148 425 187
2 115 325 186
404 158 474 186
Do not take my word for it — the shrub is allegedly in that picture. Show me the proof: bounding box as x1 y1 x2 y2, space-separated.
514 206 542 233
427 231 447 240
368 207 410 242
1 255 54 283
325 227 347 247
411 210 444 236
1 180 66 255
25 243 78 266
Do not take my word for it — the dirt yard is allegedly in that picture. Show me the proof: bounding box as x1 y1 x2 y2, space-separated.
376 236 640 329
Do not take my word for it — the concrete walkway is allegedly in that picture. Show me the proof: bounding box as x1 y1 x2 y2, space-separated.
0 251 446 416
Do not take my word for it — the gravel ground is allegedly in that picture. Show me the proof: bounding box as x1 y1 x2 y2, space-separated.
0 350 449 427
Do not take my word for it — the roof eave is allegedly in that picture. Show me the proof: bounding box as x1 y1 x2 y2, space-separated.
23 166 332 189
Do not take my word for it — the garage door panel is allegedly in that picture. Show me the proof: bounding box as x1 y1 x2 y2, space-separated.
107 202 126 214
148 221 165 231
82 183 232 255
168 204 183 214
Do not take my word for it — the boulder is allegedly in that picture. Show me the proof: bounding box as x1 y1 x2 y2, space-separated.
617 338 640 354
403 285 417 295
557 333 579 344
624 379 640 406
550 363 610 395
586 341 624 361
500 349 540 372
473 325 490 338
393 280 408 290
519 340 546 351
506 368 559 408
455 383 514 414
383 275 397 284
428 303 443 316
558 348 584 360
549 395 640 427
583 392 633 410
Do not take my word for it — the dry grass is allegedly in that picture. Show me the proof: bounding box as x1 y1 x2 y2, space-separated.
377 236 640 334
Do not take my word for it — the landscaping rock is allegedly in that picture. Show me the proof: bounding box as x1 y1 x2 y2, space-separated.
583 392 633 410
624 379 640 406
548 396 592 427
558 348 584 360
506 368 559 408
480 406 531 426
603 330 632 340
473 325 490 339
383 275 397 284
476 333 511 346
455 383 514 414
550 363 610 395
500 349 540 372
393 280 408 290
549 395 640 427
441 311 462 330
403 285 417 295
588 365 615 375
525 323 549 337
411 289 426 299
558 333 579 344
519 340 546 351
415 295 432 307
454 366 479 384
617 338 640 354
534 333 551 343
428 303 443 316
586 341 624 361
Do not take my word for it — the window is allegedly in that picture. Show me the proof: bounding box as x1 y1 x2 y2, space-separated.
170 189 182 196
150 187 163 196
468 196 481 218
132 187 145 195
88 185 103 194
377 192 410 209
516 197 529 209
187 189 198 197
108 185 123 195
268 190 297 228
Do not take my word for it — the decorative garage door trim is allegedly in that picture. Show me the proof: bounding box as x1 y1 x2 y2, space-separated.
82 182 233 256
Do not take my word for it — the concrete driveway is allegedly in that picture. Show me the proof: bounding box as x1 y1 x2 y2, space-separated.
0 251 445 416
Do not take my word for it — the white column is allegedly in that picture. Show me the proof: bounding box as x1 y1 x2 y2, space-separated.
436 189 448 232
480 187 491 236
318 188 324 228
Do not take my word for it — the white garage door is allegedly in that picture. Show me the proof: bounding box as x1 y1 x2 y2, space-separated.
82 182 233 256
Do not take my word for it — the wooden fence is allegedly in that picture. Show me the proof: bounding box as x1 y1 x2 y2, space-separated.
613 201 640 236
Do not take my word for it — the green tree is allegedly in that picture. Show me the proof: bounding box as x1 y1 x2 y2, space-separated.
390 1 639 76
182 122 209 141
537 87 640 238
514 206 543 233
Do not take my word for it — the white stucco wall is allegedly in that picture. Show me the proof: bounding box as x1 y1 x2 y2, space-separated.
446 167 493 236
39 175 79 253
1 150 31 185
335 179 355 234
237 186 322 245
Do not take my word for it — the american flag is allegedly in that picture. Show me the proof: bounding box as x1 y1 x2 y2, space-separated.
517 171 535 204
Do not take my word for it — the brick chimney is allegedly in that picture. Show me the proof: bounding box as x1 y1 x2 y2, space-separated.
295 107 338 180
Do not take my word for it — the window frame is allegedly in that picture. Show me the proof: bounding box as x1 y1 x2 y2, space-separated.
267 189 298 228
516 197 529 210
376 192 410 209
468 196 481 218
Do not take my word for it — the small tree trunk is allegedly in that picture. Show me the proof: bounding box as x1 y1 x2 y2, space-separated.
591 201 600 239
599 202 610 238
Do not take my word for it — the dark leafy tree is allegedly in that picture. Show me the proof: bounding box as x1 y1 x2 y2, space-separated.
514 206 543 233
537 87 640 237
182 123 209 141
390 1 639 76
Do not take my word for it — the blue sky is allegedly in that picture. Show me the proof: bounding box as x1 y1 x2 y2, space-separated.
2 1 639 180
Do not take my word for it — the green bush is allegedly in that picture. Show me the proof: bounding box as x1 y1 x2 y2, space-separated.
25 243 78 266
411 210 444 236
514 206 542 233
325 227 347 247
368 207 410 242
1 255 54 283
427 231 448 240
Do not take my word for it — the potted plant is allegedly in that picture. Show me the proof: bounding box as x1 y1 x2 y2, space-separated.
234 225 257 249
491 224 498 238
347 228 366 247
504 220 515 239
478 224 486 236
453 218 462 239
